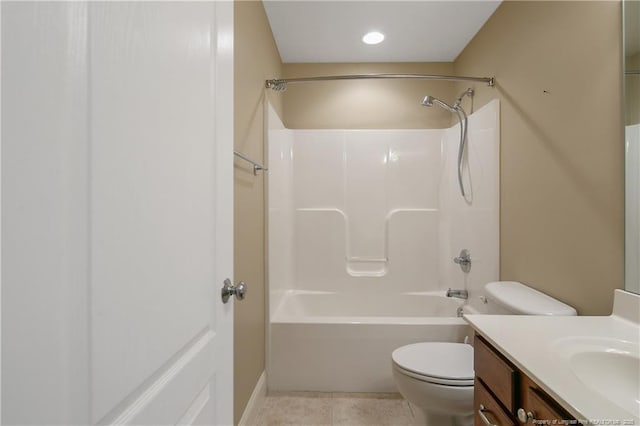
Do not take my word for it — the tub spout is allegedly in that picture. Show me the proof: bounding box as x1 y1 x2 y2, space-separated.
447 288 468 300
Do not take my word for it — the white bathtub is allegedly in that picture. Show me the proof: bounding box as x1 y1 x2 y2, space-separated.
268 291 471 393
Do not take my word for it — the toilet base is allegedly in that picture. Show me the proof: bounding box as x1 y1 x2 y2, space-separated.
409 402 473 426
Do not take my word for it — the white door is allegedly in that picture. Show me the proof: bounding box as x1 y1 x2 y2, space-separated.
2 2 234 425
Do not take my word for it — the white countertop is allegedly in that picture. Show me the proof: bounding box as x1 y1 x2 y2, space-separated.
464 313 640 424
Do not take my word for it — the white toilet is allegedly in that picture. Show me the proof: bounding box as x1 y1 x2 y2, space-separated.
391 281 577 426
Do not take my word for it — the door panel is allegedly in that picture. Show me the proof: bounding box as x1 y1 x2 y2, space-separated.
105 331 215 425
89 3 219 422
1 2 233 424
1 3 91 424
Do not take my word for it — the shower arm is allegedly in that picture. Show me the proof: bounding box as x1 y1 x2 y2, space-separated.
453 88 475 109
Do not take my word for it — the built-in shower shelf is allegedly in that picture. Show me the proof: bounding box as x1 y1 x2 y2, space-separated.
346 257 389 277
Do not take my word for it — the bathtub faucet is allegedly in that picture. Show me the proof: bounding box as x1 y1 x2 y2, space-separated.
446 288 468 300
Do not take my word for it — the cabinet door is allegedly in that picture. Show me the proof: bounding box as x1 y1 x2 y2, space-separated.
475 336 517 412
518 375 574 424
474 379 516 426
523 387 573 423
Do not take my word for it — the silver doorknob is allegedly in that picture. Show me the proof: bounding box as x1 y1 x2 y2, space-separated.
221 278 247 304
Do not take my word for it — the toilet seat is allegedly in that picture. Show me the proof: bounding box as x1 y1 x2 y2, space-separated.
392 342 474 387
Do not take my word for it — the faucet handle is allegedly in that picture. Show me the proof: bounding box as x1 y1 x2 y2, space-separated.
453 249 471 273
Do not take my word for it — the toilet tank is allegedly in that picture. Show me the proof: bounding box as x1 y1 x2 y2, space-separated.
484 281 577 316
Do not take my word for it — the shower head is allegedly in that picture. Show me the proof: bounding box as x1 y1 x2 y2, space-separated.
421 95 457 113
422 95 434 107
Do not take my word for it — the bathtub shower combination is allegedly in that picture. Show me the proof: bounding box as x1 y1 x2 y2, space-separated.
267 99 500 393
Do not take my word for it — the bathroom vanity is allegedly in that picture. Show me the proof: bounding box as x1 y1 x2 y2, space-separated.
466 290 640 426
474 335 573 425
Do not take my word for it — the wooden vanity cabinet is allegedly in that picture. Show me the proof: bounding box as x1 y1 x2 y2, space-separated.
474 335 575 426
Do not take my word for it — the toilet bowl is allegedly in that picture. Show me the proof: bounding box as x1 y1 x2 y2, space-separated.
391 281 577 426
392 342 474 426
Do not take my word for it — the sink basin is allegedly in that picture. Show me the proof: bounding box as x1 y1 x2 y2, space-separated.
571 351 639 414
552 337 640 417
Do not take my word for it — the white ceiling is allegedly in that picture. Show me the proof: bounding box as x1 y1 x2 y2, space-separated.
263 1 502 63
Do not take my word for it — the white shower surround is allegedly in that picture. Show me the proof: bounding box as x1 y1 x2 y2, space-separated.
267 100 500 392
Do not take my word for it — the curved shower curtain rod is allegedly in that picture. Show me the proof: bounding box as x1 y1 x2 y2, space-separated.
265 73 495 91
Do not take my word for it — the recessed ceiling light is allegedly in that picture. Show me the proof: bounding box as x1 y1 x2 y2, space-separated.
362 31 385 45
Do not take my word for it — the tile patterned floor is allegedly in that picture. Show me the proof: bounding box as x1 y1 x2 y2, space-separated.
255 392 415 426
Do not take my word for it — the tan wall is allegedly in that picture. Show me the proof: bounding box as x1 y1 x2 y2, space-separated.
281 63 456 129
454 1 624 315
234 1 282 423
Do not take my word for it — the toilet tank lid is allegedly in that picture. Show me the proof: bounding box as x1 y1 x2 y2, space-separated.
485 281 577 316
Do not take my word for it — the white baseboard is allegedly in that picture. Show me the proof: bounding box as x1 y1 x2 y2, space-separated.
238 371 266 426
